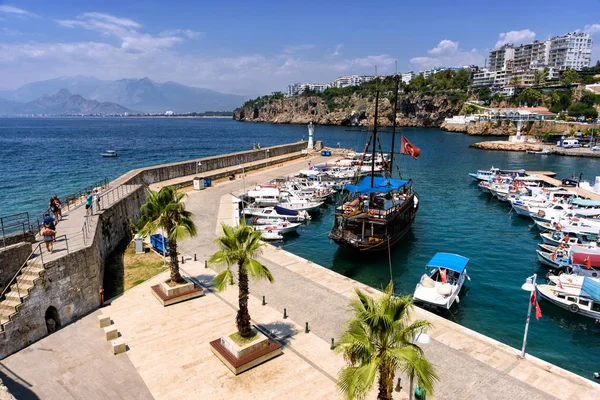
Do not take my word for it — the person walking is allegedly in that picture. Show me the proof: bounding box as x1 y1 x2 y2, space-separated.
52 195 62 220
85 191 93 217
41 213 56 252
94 189 101 214
49 196 60 223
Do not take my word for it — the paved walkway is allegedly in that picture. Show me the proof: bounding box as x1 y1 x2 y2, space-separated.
0 310 153 400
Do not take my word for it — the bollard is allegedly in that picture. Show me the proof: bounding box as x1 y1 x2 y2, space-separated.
305 322 309 333
205 260 208 268
330 338 335 350
194 253 197 261
283 308 287 319
262 296 266 306
395 377 402 392
181 256 185 264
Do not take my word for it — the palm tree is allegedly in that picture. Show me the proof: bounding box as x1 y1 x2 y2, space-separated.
509 75 522 88
138 186 196 284
210 222 274 338
533 69 546 87
336 282 438 400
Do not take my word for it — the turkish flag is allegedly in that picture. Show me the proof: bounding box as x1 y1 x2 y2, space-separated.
586 256 592 270
530 290 536 307
401 136 421 160
535 302 542 320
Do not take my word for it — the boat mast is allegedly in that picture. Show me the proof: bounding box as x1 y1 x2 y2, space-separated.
389 77 399 175
371 90 379 188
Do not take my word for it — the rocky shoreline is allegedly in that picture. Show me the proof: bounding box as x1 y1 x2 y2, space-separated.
470 141 542 152
442 120 590 136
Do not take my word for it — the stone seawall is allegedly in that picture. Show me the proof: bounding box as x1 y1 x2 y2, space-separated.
0 243 32 294
441 120 590 136
0 141 309 359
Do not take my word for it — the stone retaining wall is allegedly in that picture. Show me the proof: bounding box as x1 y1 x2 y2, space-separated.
0 243 32 294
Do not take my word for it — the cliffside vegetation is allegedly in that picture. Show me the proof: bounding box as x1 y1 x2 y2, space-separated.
235 70 472 127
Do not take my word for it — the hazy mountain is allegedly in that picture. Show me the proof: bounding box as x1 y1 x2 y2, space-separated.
18 89 130 115
0 76 246 112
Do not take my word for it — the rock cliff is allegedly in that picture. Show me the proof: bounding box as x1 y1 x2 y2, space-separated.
233 93 464 127
441 120 592 136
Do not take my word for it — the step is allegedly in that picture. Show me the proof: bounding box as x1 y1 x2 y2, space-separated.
21 265 45 278
0 299 21 313
5 291 25 302
0 308 15 320
9 280 34 293
16 275 37 287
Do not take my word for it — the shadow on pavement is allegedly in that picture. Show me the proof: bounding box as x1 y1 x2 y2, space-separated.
0 366 40 400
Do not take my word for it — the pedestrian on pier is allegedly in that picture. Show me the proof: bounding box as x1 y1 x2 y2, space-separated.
257 143 261 150
94 189 101 213
41 213 56 252
52 195 62 220
85 191 93 216
49 196 60 223
253 142 256 150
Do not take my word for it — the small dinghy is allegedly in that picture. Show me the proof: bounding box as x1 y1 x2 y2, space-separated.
101 150 117 157
253 222 301 235
259 230 284 241
413 253 470 310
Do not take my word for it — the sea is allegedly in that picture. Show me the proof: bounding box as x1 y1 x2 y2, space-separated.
1 117 599 380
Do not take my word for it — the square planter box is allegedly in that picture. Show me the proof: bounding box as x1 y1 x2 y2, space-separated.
210 329 282 375
151 277 204 306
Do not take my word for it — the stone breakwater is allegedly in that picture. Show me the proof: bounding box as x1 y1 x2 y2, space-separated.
470 141 542 152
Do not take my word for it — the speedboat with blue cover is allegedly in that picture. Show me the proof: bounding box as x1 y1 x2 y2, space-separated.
413 253 470 309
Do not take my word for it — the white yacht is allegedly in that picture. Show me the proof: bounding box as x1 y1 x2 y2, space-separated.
537 277 600 319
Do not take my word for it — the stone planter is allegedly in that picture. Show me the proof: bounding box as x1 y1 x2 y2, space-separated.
210 329 282 375
151 277 204 306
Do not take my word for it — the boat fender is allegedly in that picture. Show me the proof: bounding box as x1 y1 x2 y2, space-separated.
537 210 546 218
569 303 579 313
268 230 273 233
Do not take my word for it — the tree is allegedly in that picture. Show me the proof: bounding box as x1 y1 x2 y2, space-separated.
336 282 438 400
514 88 543 107
138 186 197 283
567 102 598 119
508 76 521 87
533 69 546 86
210 222 274 338
560 68 579 86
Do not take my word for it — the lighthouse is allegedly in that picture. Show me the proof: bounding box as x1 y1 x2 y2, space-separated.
307 122 314 150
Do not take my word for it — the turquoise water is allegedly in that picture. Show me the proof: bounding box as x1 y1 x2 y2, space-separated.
1 118 599 379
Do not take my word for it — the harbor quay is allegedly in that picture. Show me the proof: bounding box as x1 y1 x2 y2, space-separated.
1 143 599 399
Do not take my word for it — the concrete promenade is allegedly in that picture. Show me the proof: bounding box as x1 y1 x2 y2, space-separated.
2 151 599 399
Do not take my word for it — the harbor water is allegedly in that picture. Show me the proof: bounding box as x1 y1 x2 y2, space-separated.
1 117 599 379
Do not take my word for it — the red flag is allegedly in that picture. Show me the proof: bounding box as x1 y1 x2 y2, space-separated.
535 302 542 320
585 256 592 270
440 268 447 283
401 136 421 160
530 290 536 307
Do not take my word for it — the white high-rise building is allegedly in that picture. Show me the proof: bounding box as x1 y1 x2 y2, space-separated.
547 32 593 71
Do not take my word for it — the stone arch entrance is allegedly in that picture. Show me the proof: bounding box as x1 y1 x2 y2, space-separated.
45 306 60 333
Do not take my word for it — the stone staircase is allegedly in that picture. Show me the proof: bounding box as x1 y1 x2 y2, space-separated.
0 262 45 331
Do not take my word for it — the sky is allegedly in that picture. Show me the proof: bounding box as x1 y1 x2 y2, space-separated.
0 0 599 96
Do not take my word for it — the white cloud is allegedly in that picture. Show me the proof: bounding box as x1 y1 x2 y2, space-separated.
584 24 600 35
283 44 315 54
0 5 38 18
160 29 203 39
1 28 22 36
409 40 483 69
494 29 536 49
331 44 343 57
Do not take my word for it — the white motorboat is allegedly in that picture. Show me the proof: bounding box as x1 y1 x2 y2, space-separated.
259 230 284 241
534 219 600 235
526 149 552 155
252 217 289 225
413 253 470 310
253 222 301 235
535 248 570 268
540 231 589 246
101 150 117 157
537 278 600 319
242 206 311 222
276 191 323 213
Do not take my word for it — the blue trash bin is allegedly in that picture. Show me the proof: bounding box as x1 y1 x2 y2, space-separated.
204 177 212 187
150 234 169 256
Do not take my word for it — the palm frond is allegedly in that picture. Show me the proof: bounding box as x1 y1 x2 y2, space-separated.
245 258 274 282
336 359 379 400
212 269 234 292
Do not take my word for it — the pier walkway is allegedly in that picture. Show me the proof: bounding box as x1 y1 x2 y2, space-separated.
3 154 599 399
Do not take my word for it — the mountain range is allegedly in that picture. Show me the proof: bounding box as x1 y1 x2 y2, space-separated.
0 76 247 113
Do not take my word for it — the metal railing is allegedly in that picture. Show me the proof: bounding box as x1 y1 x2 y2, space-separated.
0 234 69 302
1 212 33 248
36 177 109 231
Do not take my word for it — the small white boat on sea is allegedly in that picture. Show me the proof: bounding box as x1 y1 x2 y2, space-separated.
259 230 284 241
540 231 590 246
253 222 301 235
526 149 552 155
242 206 311 222
537 277 600 319
413 253 470 310
535 248 570 268
101 150 117 157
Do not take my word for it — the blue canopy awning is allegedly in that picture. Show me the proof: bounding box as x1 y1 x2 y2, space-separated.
426 253 470 273
572 198 600 207
582 277 600 302
345 176 409 194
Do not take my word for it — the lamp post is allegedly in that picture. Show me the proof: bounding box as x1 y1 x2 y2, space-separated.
196 162 202 175
265 149 270 167
241 163 246 211
407 329 431 400
520 273 537 359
